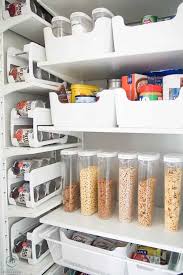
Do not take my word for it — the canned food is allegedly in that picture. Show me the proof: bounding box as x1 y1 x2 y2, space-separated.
108 79 121 90
7 1 25 17
75 95 96 103
9 66 27 82
10 182 30 205
16 100 45 116
34 183 47 202
14 128 33 146
20 241 32 259
12 160 33 176
142 15 158 24
71 84 99 103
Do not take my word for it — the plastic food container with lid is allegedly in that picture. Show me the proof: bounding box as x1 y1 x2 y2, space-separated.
118 152 138 223
78 150 98 216
164 154 183 232
92 7 114 23
71 84 99 103
51 16 71 37
61 149 80 212
97 152 117 219
138 84 163 101
70 12 93 34
138 153 160 227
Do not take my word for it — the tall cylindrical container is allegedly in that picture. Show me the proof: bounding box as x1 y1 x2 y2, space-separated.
164 154 183 232
79 151 98 216
61 149 80 212
118 153 138 222
97 152 117 219
138 153 160 227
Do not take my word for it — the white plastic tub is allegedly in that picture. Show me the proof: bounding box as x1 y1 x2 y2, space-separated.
115 88 183 129
44 16 114 62
49 90 117 128
112 3 183 55
43 227 127 275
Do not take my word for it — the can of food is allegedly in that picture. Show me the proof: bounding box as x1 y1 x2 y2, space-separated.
7 1 25 17
16 100 45 116
12 160 33 176
17 182 30 204
139 92 162 101
71 84 99 103
14 128 33 146
9 66 27 82
108 79 121 89
75 95 96 103
142 15 158 24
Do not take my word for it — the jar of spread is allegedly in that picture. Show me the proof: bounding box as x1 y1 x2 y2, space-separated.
139 84 162 101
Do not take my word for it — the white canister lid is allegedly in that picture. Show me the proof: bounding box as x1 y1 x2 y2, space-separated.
164 154 183 163
138 153 160 161
92 7 114 18
78 150 98 157
118 152 138 160
61 149 78 156
97 151 117 158
70 12 92 22
52 16 71 24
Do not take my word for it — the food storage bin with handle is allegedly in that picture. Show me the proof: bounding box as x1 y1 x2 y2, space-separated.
97 151 117 219
78 150 98 216
164 154 183 232
118 152 138 223
61 149 80 213
138 153 160 227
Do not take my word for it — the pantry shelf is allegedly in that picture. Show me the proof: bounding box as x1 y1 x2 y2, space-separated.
40 207 183 254
0 13 50 45
38 126 183 135
8 195 62 218
38 50 183 82
1 82 58 96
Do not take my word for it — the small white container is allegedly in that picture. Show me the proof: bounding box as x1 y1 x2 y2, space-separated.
51 16 71 37
70 12 93 34
92 7 114 22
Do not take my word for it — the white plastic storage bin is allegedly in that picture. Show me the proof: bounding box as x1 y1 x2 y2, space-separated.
43 227 127 275
126 244 176 275
44 17 114 62
115 88 183 129
49 90 117 128
112 3 183 55
44 264 65 275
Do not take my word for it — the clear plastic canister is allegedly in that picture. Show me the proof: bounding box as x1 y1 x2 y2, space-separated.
97 152 117 219
92 7 114 23
78 150 98 216
51 16 71 37
164 154 183 232
118 152 138 222
70 12 93 34
138 153 160 227
61 149 80 212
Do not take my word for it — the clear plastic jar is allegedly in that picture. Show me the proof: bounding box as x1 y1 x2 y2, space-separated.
97 152 117 219
78 150 98 216
92 7 114 23
164 154 183 232
138 153 160 227
118 152 138 222
61 149 80 212
70 12 93 34
51 16 71 37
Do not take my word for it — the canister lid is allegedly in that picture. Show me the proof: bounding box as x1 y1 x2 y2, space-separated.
118 152 138 160
78 150 98 157
70 12 92 22
52 16 71 24
164 154 183 163
61 149 78 156
92 7 114 18
97 151 117 158
138 153 160 161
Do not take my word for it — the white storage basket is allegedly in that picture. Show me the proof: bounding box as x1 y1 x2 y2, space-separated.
115 88 183 129
44 17 114 62
43 227 127 275
112 3 183 55
49 90 117 128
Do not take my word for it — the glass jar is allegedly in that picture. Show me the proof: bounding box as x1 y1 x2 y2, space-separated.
97 152 117 219
51 16 71 37
92 7 114 23
138 153 160 227
164 154 183 232
70 12 93 34
61 149 80 212
78 150 98 216
118 152 138 222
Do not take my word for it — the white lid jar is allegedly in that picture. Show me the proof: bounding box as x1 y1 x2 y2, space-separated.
51 16 71 37
70 12 93 34
164 154 183 232
92 7 114 22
